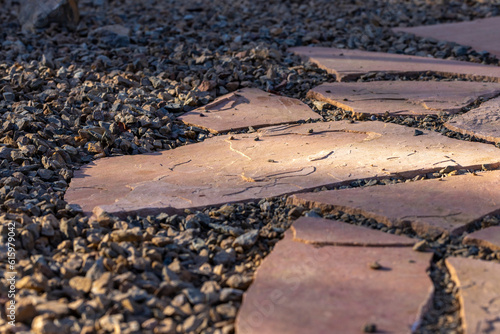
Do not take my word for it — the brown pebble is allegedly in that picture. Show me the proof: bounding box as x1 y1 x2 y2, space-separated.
369 261 382 270
413 240 430 252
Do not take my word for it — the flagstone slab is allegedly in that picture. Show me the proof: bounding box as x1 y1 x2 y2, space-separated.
290 46 500 82
178 88 320 133
292 216 416 246
307 81 500 116
288 171 500 238
394 16 500 58
236 230 433 334
463 226 500 252
65 121 500 218
445 97 500 144
445 257 500 334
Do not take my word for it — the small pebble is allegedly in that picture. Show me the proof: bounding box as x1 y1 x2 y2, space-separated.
363 323 377 333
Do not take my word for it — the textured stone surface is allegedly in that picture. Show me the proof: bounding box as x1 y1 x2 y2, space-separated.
292 216 416 246
463 226 500 252
445 97 500 144
236 230 433 334
307 81 500 116
66 122 500 218
290 46 500 82
179 88 320 133
446 257 500 334
18 0 79 32
288 171 500 238
394 17 500 58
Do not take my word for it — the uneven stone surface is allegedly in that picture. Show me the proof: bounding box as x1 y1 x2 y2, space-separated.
445 257 500 334
307 81 500 116
445 97 500 144
463 226 500 252
292 216 416 246
394 17 500 58
290 46 500 82
237 229 433 334
179 88 320 133
288 171 500 238
66 122 500 217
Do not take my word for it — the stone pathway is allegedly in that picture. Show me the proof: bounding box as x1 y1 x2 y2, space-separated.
393 16 500 58
308 81 500 116
236 217 433 334
178 88 320 134
289 170 500 239
446 257 500 333
65 44 500 333
445 96 500 144
66 120 500 218
290 46 500 82
464 226 500 252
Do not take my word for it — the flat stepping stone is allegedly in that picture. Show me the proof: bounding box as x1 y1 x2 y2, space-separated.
289 171 500 238
463 226 500 252
237 223 433 334
394 16 500 58
290 46 500 82
178 88 320 133
446 257 500 333
65 122 500 218
308 81 500 116
292 216 416 247
444 97 500 144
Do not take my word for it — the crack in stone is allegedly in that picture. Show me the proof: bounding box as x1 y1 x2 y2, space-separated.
73 185 107 191
255 166 316 182
225 139 252 160
482 316 500 334
222 180 279 197
432 158 460 166
167 159 192 171
400 212 463 220
308 150 335 161
174 196 193 204
277 96 293 114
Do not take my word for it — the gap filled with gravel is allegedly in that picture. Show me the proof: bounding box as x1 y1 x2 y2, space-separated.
2 0 500 333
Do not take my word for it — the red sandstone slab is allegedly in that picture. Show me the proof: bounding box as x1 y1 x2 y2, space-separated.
65 122 500 218
463 226 500 252
178 88 320 133
394 17 500 58
292 216 416 246
290 46 500 82
307 81 500 116
288 171 500 238
236 230 433 334
445 97 500 144
446 257 500 334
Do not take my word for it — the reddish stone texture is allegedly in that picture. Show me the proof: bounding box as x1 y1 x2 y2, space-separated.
288 171 500 238
178 88 320 133
236 230 433 334
65 122 500 218
446 257 500 334
307 81 500 116
292 216 416 246
445 97 500 144
289 46 500 82
463 226 500 252
394 17 500 58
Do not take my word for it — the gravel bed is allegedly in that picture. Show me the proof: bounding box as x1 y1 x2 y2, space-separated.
2 0 500 333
